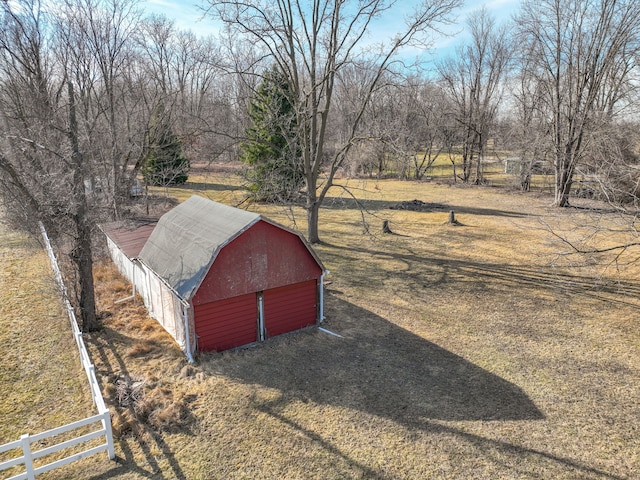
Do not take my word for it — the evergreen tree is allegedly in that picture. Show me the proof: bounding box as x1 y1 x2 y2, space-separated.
143 104 190 187
241 66 303 202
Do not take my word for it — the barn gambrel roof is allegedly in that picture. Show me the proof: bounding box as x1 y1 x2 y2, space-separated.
137 195 324 301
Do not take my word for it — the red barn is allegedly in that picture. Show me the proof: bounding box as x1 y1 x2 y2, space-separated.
103 195 326 359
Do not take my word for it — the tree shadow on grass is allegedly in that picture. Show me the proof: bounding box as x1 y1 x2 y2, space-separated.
203 294 624 479
183 181 244 192
320 195 535 218
319 242 640 308
85 328 188 480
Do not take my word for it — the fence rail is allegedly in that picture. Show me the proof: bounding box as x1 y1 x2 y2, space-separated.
0 224 114 480
0 412 113 480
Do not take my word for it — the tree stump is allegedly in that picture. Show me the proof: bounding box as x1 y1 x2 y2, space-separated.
382 220 393 234
447 210 462 226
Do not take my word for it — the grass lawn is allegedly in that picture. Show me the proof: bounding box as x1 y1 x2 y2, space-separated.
0 217 97 477
3 173 640 479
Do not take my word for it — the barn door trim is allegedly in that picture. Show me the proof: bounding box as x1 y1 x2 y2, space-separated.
257 291 265 341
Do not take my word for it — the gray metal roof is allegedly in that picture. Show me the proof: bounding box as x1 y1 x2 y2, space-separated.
138 195 260 300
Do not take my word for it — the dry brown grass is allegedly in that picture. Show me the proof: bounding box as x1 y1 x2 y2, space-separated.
0 217 98 477
3 175 640 479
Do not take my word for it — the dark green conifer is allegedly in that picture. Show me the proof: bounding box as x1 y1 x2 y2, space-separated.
143 104 189 187
241 66 303 202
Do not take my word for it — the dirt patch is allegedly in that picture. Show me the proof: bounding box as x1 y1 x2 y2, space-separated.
389 199 448 211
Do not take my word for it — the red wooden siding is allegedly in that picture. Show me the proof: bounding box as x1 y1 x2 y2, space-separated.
192 221 322 306
263 280 318 338
194 293 257 352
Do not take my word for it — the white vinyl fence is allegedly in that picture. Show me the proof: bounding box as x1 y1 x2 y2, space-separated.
0 224 114 480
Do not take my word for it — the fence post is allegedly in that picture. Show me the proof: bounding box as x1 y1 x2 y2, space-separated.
101 410 115 460
20 434 35 480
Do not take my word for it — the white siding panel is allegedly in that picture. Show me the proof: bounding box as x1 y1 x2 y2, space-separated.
106 239 188 356
105 238 134 284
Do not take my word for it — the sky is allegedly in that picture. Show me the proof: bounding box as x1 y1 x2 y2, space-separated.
142 0 521 61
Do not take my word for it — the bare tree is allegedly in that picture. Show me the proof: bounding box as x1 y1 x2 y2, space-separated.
60 0 144 217
0 0 151 330
508 51 552 192
410 81 450 180
358 76 448 180
393 78 449 180
139 16 234 167
515 0 640 207
437 8 512 184
206 0 462 243
140 14 176 97
579 120 640 207
171 32 230 163
0 0 102 330
331 61 391 178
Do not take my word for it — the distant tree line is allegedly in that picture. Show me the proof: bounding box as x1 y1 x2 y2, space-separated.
235 0 640 213
2 0 640 328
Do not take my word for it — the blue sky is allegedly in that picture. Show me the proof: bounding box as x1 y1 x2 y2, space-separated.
142 0 521 60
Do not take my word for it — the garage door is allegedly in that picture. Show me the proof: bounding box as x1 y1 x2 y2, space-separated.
194 293 258 351
263 280 317 338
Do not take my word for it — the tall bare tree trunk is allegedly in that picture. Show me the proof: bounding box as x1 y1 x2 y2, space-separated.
72 214 99 331
307 202 320 244
68 81 99 331
554 158 574 207
305 168 321 243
